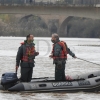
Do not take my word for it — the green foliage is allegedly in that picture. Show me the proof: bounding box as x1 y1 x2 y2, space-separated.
0 14 15 23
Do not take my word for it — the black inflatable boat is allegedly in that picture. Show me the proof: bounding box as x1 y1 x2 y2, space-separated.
1 71 100 92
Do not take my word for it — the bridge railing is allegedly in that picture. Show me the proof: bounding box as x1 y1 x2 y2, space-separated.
0 0 100 6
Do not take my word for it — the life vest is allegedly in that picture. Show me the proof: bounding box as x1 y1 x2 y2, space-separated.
52 41 68 59
21 42 35 62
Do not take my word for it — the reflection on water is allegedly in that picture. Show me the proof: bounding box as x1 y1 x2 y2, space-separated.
0 37 100 100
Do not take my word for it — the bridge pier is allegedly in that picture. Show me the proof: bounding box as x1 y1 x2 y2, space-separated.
40 15 68 36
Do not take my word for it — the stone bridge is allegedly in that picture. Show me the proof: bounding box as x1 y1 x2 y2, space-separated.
0 4 100 36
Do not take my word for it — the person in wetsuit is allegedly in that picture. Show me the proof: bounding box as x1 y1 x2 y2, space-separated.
16 34 39 82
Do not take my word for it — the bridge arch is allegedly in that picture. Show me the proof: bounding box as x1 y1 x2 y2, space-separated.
59 16 100 38
19 14 49 36
58 16 73 37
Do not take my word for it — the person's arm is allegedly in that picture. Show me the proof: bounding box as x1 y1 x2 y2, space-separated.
49 44 54 58
67 48 76 58
16 46 23 72
34 46 39 56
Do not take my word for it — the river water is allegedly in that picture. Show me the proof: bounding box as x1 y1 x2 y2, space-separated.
0 37 100 100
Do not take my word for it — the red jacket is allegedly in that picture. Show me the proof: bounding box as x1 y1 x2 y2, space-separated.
51 41 68 59
21 42 35 62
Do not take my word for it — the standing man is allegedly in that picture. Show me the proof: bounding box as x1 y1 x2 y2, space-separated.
16 34 39 82
49 33 76 81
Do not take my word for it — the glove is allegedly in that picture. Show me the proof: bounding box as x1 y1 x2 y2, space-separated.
35 52 39 56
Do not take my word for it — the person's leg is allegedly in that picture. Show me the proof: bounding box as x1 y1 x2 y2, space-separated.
55 64 58 80
20 62 31 82
27 67 33 82
55 64 63 81
20 67 29 82
55 62 66 81
27 63 34 82
62 63 66 81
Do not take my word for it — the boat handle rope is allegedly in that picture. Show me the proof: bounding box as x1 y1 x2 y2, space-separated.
77 57 100 66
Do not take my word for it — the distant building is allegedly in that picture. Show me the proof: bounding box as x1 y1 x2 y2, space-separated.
73 0 100 5
35 0 56 3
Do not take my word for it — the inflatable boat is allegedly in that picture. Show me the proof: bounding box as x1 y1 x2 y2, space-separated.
1 71 100 92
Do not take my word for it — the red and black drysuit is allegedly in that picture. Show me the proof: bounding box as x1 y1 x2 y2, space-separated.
51 40 75 81
16 41 38 82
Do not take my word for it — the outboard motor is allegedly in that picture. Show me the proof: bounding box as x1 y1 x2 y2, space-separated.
1 73 18 90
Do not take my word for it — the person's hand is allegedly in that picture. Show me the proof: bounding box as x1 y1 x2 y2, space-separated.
49 54 53 58
16 66 19 73
73 56 77 58
35 52 39 56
